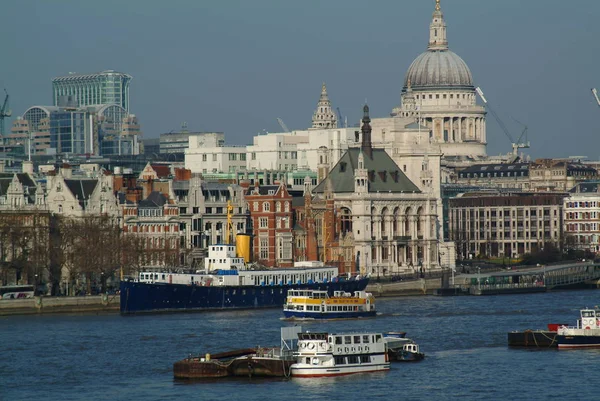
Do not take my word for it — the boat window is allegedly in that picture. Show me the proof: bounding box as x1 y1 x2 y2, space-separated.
375 335 382 343
354 336 361 344
334 356 345 364
360 355 371 363
335 336 342 345
363 335 370 343
347 356 359 364
344 336 352 344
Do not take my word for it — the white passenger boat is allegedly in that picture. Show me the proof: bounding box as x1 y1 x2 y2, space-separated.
290 331 390 377
283 289 376 320
556 306 600 349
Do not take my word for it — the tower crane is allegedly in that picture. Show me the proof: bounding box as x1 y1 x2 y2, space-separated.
336 107 346 128
0 89 12 139
277 117 290 133
476 87 529 161
592 88 600 107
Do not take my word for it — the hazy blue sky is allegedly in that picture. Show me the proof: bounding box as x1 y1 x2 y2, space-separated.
1 0 599 158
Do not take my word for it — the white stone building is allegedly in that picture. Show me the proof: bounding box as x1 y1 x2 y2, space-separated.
185 132 247 174
390 0 486 159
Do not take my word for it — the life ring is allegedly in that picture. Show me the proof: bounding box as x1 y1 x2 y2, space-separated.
308 343 315 350
365 346 369 352
300 342 306 349
344 347 349 353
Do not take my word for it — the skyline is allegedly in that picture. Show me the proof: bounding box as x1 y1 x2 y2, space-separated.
1 0 599 159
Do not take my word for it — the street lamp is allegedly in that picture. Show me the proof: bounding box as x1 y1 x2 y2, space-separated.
477 266 481 290
34 274 38 295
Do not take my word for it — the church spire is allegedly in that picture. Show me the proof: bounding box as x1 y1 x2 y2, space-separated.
428 0 448 50
360 104 373 159
311 82 338 130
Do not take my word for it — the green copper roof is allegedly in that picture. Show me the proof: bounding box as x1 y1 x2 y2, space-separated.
313 148 421 194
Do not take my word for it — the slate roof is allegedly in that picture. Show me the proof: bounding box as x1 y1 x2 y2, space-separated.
64 179 98 208
313 148 420 194
139 191 168 208
0 173 38 201
570 182 600 193
459 163 530 175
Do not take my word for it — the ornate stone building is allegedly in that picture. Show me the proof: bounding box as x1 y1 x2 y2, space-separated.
310 83 337 130
391 0 486 159
313 105 447 276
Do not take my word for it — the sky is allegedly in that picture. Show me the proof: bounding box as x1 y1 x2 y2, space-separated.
1 0 599 159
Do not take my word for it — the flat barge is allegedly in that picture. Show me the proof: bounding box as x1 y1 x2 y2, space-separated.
507 324 568 348
174 347 295 379
507 330 557 348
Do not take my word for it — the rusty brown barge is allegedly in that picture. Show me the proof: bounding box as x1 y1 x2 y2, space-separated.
174 326 301 379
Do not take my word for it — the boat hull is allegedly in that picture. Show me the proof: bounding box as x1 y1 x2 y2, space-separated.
120 278 369 314
388 350 425 362
557 334 600 349
507 330 558 348
290 363 390 377
283 310 376 320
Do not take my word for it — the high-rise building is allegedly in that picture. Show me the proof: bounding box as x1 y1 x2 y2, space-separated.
52 70 132 112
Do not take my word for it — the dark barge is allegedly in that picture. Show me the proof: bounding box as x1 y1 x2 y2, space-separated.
507 324 567 348
173 347 295 379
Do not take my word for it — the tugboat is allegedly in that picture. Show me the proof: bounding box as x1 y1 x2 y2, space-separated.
383 332 425 362
283 289 376 320
289 331 390 377
556 307 600 349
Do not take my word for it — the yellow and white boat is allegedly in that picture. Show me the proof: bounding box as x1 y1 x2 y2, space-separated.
283 290 376 320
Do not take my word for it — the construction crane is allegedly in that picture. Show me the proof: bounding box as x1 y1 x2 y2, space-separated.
277 117 290 133
592 88 600 107
476 87 530 160
0 89 12 139
336 107 346 128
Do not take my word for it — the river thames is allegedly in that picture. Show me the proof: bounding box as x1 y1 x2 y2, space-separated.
2 290 599 400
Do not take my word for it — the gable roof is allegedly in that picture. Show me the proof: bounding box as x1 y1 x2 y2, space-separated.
151 164 171 179
313 148 420 194
64 179 99 208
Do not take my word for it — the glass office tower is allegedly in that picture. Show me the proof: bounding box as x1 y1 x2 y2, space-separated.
52 70 132 112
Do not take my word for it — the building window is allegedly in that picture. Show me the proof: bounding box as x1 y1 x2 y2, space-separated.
240 153 246 161
263 202 270 212
259 217 268 228
259 237 269 260
212 154 217 161
285 202 290 212
253 202 258 211
251 152 256 160
202 154 207 161
276 202 281 212
229 153 237 161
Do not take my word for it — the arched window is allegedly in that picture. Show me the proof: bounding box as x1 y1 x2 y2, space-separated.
263 202 270 212
276 202 281 212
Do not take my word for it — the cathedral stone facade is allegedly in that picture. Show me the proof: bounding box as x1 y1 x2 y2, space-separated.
391 0 486 159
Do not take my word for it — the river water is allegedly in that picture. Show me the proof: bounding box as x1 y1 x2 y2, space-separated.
2 290 599 401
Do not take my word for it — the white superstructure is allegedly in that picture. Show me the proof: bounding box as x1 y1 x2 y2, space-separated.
290 331 389 377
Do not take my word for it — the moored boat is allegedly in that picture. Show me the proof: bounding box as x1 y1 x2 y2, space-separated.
121 245 369 314
556 307 600 349
289 331 390 377
173 327 302 379
383 332 425 362
282 289 376 320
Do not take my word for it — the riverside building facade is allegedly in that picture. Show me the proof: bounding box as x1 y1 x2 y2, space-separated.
448 192 567 260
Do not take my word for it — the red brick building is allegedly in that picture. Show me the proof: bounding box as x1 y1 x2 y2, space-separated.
245 182 294 267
